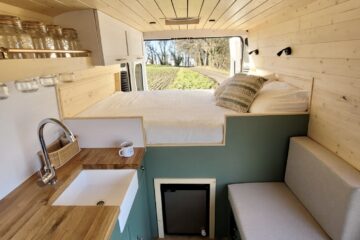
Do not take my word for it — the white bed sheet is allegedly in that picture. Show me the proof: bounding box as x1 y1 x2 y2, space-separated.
76 90 236 145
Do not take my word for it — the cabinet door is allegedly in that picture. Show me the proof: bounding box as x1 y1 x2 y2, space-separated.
97 11 128 65
127 29 144 59
127 168 152 240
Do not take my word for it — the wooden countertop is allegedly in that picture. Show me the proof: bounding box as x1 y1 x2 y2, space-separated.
0 147 145 240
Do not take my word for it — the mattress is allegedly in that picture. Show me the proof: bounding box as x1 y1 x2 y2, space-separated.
76 90 236 145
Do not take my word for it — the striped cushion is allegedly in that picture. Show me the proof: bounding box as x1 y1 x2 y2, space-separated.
214 73 247 99
216 75 267 112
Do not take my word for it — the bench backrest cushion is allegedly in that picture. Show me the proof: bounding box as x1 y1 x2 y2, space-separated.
285 137 360 240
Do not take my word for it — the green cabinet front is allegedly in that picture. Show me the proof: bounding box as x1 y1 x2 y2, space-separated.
111 167 152 240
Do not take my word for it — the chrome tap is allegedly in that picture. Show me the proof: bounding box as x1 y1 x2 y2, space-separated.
38 118 76 185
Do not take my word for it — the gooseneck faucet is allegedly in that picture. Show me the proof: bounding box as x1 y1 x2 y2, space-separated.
38 118 76 185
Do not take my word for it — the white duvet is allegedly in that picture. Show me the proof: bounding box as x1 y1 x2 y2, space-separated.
76 90 236 145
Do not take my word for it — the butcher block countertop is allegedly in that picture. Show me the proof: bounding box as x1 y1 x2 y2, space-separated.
0 147 145 240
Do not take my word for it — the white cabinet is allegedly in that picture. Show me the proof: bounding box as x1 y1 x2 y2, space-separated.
54 10 143 66
127 29 144 60
97 11 128 65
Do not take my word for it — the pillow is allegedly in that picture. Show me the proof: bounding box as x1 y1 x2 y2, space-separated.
216 75 267 112
249 81 309 113
214 73 247 99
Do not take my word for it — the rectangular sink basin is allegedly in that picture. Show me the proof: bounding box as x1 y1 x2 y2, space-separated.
52 169 138 232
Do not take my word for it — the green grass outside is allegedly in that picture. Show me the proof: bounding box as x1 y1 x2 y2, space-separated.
146 65 218 90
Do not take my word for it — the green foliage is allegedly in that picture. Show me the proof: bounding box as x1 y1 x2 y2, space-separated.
146 65 217 90
146 65 179 90
168 68 217 90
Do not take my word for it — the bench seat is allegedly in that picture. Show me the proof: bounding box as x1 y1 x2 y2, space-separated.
229 182 329 240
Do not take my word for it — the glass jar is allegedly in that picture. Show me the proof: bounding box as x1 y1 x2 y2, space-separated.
62 28 81 57
0 15 35 59
0 19 21 59
47 25 69 58
22 21 56 58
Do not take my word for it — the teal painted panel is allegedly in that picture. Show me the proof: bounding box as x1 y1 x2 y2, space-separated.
144 115 309 239
110 163 153 240
110 220 121 240
126 168 153 240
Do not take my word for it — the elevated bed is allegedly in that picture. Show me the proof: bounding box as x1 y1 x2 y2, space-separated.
75 79 310 146
76 90 236 145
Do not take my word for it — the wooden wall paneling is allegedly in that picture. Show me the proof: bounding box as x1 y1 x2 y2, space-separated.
253 56 360 79
137 0 175 30
221 0 284 30
210 0 253 29
202 0 235 29
0 2 52 23
244 0 348 30
118 0 163 31
76 0 145 31
235 0 304 30
299 0 360 30
155 0 179 30
225 0 285 30
96 0 147 31
309 74 360 170
196 0 219 29
187 0 204 30
248 0 360 170
57 70 117 118
0 0 67 16
172 0 187 30
256 18 360 48
256 40 360 59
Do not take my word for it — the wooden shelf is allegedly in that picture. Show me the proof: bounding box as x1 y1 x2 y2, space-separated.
0 57 93 83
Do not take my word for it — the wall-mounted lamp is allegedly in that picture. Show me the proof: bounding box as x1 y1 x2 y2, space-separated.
277 47 292 56
244 38 249 46
248 49 259 55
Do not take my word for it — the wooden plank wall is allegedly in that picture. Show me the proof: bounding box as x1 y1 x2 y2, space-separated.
247 0 360 170
56 65 120 118
0 2 52 23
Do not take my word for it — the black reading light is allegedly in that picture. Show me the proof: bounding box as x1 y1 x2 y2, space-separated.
277 47 292 56
248 49 259 55
244 38 249 46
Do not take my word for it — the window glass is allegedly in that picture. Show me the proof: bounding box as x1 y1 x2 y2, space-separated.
144 37 243 91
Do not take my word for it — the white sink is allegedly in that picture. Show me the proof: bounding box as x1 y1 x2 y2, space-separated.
52 169 138 232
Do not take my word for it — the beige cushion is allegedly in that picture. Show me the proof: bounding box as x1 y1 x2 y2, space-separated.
285 137 360 240
216 75 266 112
228 182 329 240
214 73 247 99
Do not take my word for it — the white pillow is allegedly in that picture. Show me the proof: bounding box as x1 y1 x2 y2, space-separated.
249 81 309 113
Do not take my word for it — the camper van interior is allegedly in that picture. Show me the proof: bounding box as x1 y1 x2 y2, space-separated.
0 0 359 239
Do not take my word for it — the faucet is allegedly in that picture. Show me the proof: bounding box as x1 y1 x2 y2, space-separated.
38 118 76 185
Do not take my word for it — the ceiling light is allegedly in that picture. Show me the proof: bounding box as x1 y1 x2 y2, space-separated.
165 17 200 25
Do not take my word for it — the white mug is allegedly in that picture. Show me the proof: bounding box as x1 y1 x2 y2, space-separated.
119 141 134 157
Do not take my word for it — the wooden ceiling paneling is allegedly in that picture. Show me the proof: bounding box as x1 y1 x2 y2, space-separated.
0 0 316 32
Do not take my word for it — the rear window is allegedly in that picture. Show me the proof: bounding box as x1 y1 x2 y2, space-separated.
144 37 244 91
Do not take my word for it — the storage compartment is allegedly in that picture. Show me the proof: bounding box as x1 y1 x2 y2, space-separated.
161 184 209 236
54 9 144 66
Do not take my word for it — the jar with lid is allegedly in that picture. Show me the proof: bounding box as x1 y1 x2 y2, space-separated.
62 28 81 57
47 25 69 58
0 15 34 59
22 21 56 58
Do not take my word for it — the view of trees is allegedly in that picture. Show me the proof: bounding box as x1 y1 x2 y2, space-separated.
145 38 230 71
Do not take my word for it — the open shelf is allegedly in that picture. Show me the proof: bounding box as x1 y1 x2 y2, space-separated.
0 57 93 83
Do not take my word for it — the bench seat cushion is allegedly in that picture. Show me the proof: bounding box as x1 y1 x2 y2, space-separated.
228 182 329 240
